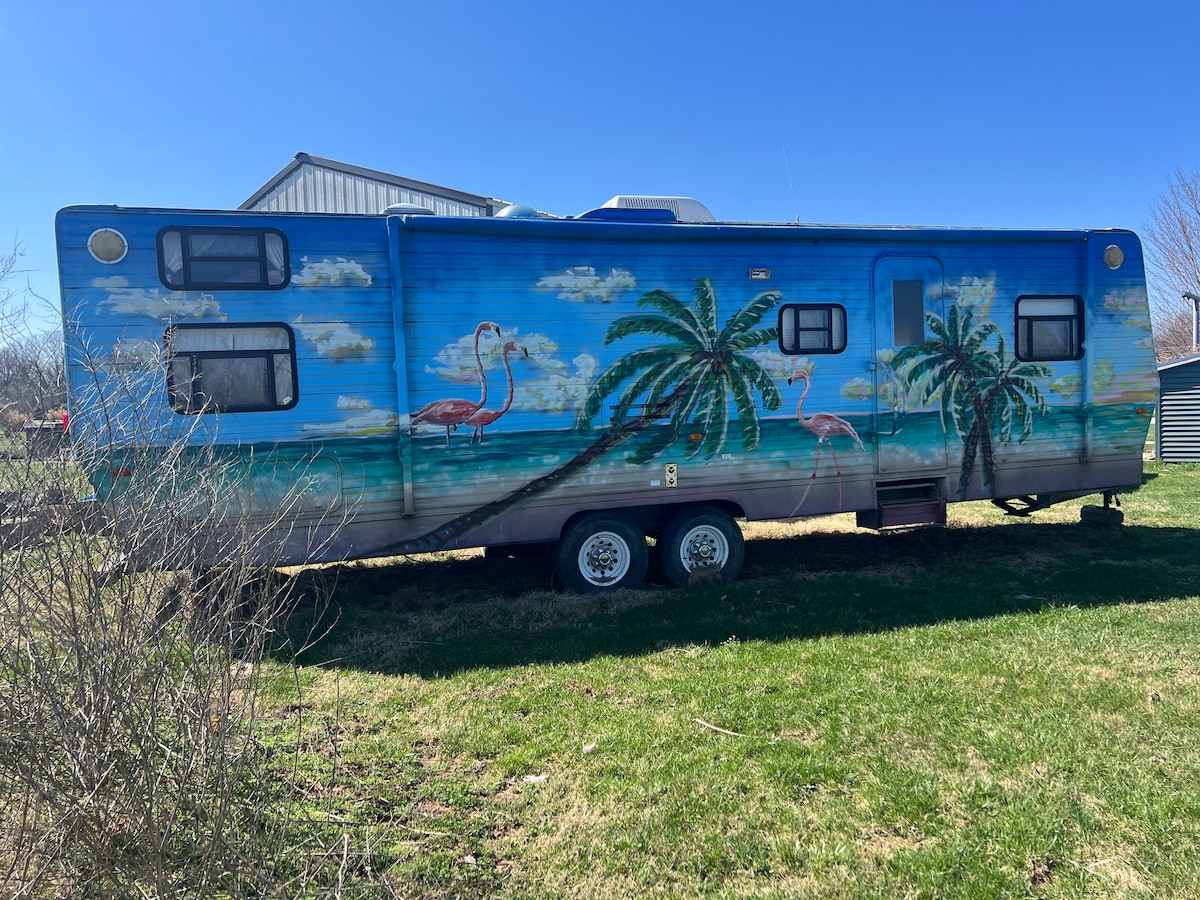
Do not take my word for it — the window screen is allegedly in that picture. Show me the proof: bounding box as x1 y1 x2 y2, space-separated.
778 304 847 354
166 324 297 414
158 227 289 290
1015 295 1083 361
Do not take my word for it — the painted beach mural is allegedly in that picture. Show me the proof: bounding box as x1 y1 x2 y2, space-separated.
56 204 1158 590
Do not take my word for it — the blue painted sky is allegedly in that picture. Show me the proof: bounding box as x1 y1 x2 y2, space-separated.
3 0 1199 323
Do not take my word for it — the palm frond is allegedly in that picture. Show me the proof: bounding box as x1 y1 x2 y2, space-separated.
725 325 779 353
578 348 679 428
630 422 683 464
692 279 720 345
608 359 679 425
729 368 763 452
630 367 706 463
635 358 696 422
732 355 783 412
605 314 704 348
636 289 707 344
720 289 783 341
698 386 731 459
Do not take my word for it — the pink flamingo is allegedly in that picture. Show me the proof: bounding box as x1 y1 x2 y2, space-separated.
466 341 527 444
411 321 501 445
788 369 865 514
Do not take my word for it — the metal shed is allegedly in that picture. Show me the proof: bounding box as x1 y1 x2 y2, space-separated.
241 152 509 216
1156 353 1200 462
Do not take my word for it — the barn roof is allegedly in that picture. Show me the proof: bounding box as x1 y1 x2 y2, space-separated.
1157 352 1200 372
240 152 507 214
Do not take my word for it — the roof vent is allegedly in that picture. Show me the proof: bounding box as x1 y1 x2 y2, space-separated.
495 203 544 218
382 202 435 215
601 195 715 223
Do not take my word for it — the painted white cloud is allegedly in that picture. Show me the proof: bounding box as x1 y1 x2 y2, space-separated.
517 351 596 414
840 377 874 401
747 348 802 381
292 257 373 286
335 395 395 432
947 276 996 315
1103 289 1154 329
95 275 225 321
536 266 635 302
425 327 504 384
292 316 375 360
301 396 396 436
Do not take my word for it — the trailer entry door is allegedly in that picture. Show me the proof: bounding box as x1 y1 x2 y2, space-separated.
873 256 948 475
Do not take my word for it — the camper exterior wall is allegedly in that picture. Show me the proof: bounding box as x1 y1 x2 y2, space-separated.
56 206 1158 582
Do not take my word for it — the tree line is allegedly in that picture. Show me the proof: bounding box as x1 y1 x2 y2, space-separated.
0 244 66 437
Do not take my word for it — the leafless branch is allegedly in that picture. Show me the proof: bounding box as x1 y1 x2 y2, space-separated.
1144 168 1200 361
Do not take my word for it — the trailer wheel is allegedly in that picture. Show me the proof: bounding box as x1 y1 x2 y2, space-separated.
554 513 648 593
659 505 744 587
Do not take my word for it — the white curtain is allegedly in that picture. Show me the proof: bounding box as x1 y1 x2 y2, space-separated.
169 326 294 411
161 231 184 284
170 326 290 353
161 230 287 286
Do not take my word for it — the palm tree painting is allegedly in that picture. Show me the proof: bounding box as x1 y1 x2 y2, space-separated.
894 305 1049 499
381 278 783 555
577 278 784 461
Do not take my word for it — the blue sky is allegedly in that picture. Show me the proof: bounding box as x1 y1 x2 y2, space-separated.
3 0 1199 324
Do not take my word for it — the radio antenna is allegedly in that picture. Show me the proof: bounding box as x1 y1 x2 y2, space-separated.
782 146 800 224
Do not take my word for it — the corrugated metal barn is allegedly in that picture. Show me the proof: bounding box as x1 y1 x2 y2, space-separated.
1156 353 1200 461
241 152 508 216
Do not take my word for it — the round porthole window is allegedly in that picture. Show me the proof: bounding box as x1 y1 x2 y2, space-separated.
88 228 128 264
1103 244 1124 270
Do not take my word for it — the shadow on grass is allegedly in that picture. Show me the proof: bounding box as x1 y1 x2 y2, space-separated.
278 521 1200 678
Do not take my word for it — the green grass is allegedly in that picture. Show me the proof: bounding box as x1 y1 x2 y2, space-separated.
263 463 1200 898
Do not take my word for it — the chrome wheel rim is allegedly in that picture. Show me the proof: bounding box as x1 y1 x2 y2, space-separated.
577 531 632 586
677 525 729 572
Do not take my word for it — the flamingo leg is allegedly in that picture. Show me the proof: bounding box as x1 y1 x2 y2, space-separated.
828 443 843 508
791 441 824 516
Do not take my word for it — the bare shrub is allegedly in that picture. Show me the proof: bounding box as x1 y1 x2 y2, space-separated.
0 325 352 897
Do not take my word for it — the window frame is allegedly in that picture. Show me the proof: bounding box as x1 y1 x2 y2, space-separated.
778 303 848 355
1014 294 1084 362
165 322 299 415
156 225 290 291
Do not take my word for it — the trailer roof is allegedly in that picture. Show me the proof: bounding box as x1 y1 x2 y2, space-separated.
56 204 1137 246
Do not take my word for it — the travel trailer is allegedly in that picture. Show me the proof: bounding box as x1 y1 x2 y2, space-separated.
56 201 1158 591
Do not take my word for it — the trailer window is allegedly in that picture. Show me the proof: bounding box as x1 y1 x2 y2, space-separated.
158 227 289 290
166 324 297 414
892 280 926 345
779 304 847 354
1015 295 1083 361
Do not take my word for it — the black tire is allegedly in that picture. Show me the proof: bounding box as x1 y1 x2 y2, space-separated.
658 505 745 587
1081 504 1124 527
554 513 648 593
